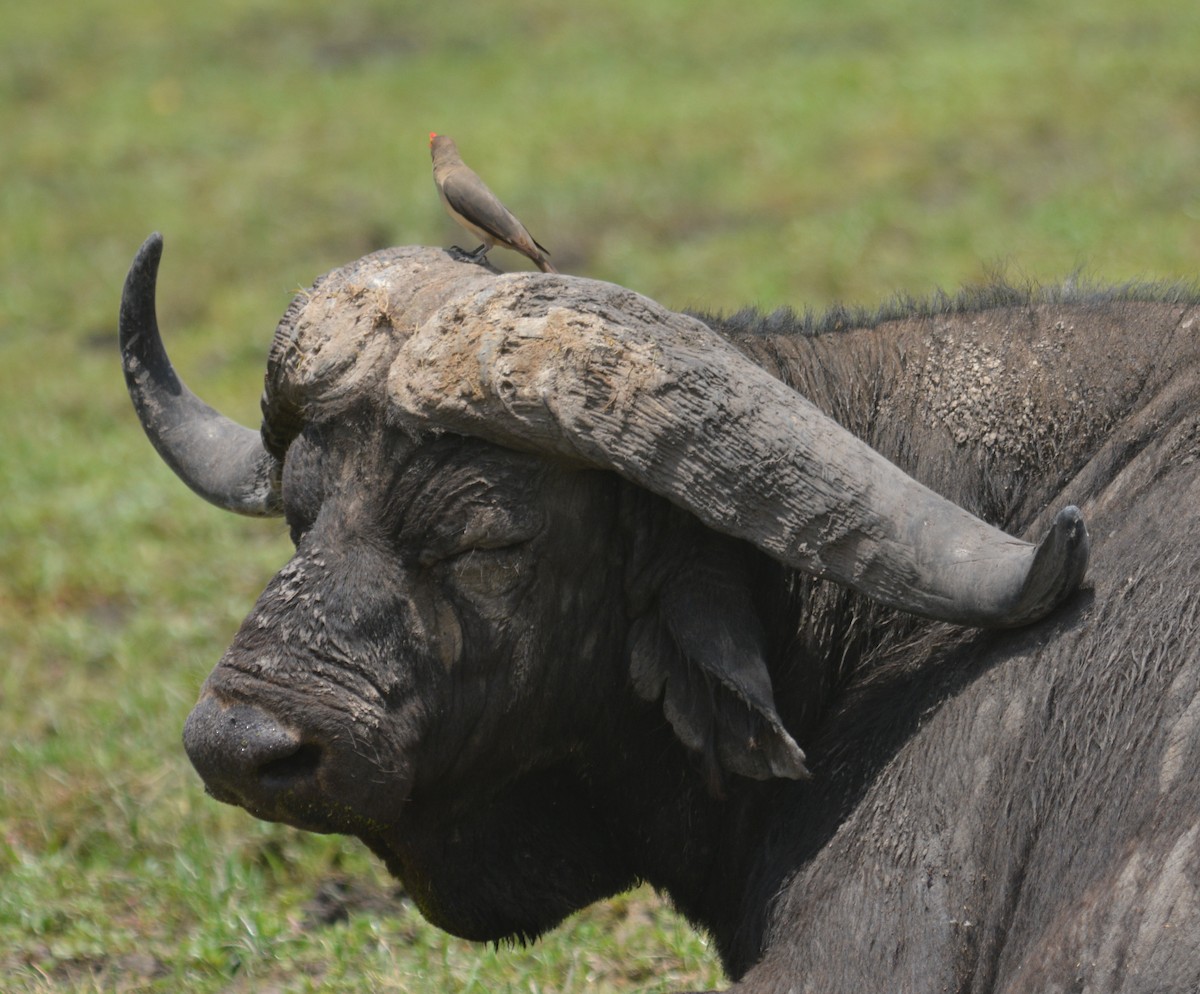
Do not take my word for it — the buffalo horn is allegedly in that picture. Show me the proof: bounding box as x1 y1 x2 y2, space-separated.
388 278 1088 628
119 234 282 516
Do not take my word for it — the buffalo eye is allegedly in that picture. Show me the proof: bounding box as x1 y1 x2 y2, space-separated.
414 495 544 603
435 544 533 601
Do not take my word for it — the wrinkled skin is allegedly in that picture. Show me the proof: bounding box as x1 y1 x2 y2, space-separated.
195 410 790 944
125 240 1200 991
198 415 642 937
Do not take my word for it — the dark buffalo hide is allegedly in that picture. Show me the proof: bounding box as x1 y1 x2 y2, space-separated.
121 238 1200 993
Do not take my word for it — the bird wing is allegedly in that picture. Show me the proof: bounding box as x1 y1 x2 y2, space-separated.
440 167 525 246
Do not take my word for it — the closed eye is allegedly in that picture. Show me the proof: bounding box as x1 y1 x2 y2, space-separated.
434 543 533 600
419 532 532 565
418 516 541 566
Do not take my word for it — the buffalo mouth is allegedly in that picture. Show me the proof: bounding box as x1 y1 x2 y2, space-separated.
183 694 410 837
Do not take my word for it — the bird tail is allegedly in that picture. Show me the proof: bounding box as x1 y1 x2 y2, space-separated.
536 257 559 274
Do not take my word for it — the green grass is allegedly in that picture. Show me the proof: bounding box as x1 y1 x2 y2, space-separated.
2 0 1198 990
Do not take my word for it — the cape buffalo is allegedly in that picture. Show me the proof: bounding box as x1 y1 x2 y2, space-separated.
120 233 1200 992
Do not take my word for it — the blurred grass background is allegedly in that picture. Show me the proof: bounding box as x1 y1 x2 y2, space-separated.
1 0 1197 991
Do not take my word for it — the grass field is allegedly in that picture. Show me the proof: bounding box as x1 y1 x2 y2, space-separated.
2 1 1197 991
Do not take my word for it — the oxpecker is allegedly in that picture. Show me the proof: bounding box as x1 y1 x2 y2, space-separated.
430 132 558 274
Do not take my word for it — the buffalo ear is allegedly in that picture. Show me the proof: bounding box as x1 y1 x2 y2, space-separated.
628 541 808 791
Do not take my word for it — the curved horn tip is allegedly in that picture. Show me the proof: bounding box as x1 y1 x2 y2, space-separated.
138 231 164 263
126 232 164 293
1006 504 1090 628
1043 504 1089 576
119 232 165 355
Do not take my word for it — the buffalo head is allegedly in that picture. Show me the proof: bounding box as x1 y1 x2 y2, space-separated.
119 234 1088 942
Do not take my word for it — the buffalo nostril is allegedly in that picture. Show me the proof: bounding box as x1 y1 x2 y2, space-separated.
183 696 307 804
258 742 323 788
183 692 410 831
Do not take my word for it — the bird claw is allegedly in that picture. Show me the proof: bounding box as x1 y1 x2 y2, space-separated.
445 244 499 273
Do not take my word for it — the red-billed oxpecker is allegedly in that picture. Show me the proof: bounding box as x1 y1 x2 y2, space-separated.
429 132 558 274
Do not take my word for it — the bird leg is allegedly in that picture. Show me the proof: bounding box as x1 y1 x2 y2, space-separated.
446 244 493 268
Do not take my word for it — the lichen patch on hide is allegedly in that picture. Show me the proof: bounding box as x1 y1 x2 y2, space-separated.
901 321 1096 466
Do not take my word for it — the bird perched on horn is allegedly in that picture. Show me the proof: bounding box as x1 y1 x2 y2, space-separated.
430 132 558 274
